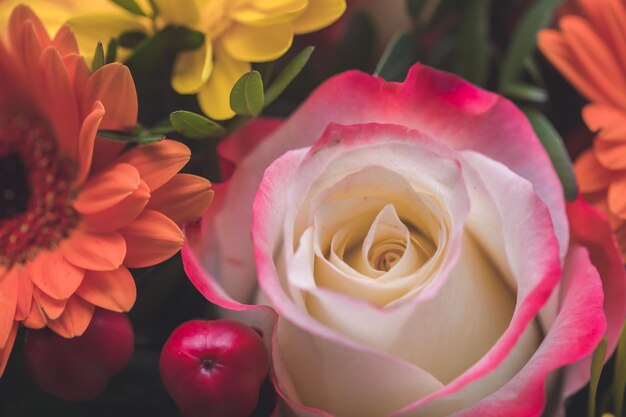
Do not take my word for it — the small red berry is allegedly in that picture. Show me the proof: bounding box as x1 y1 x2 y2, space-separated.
23 308 134 401
160 319 270 417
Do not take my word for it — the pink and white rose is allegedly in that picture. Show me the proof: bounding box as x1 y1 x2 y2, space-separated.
183 64 626 416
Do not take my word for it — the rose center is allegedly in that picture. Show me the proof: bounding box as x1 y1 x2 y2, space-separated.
368 240 406 272
0 116 79 268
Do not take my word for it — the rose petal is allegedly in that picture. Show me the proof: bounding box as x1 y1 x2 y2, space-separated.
445 245 606 417
217 118 283 180
563 197 626 396
188 64 569 316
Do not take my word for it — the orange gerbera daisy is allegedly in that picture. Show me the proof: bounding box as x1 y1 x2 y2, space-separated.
538 0 626 258
0 5 213 375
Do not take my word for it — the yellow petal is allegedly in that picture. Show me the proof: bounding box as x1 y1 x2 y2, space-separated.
172 42 213 94
67 12 147 59
256 0 308 10
291 0 346 34
232 0 308 26
197 45 251 120
153 0 199 25
220 23 294 62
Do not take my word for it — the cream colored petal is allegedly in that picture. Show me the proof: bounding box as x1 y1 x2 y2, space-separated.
283 164 460 308
172 42 213 94
291 0 346 34
307 235 524 384
197 45 250 120
275 316 447 417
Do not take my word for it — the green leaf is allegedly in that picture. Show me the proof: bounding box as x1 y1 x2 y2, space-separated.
254 61 275 86
501 82 548 103
589 339 608 417
264 46 315 107
105 38 118 64
407 0 442 27
110 0 147 16
97 129 165 144
169 111 226 139
125 25 204 73
453 0 492 86
524 109 578 201
92 42 105 72
613 324 626 417
124 26 204 124
499 0 563 89
230 71 264 117
119 31 147 48
406 0 427 18
374 31 416 82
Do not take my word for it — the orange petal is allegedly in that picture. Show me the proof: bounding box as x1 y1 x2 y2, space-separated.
81 180 150 233
574 149 614 193
600 0 626 75
52 25 80 56
82 63 137 130
594 137 626 170
29 251 85 300
47 296 95 338
560 16 626 108
0 269 19 348
73 163 140 214
76 101 106 183
0 322 18 377
76 267 136 312
120 210 184 268
39 46 81 161
15 267 33 321
117 140 191 192
63 53 91 103
22 299 46 329
582 103 626 140
538 30 607 103
608 175 626 219
20 20 47 87
33 288 66 320
8 5 49 53
147 174 213 226
61 230 126 271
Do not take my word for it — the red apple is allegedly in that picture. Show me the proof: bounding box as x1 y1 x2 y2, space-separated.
23 308 134 401
160 319 270 417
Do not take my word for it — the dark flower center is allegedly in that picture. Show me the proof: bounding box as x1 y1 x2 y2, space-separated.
0 153 30 220
0 116 80 267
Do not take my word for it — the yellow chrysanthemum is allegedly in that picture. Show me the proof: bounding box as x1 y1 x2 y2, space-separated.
0 0 346 120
